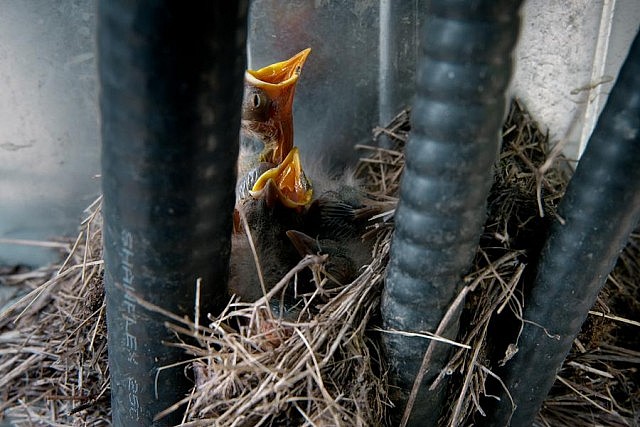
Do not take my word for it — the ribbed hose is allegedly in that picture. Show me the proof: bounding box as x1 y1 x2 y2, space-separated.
484 32 640 427
381 2 522 425
99 2 247 425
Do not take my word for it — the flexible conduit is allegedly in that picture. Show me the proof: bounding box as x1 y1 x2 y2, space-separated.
484 32 640 427
99 2 247 425
381 2 522 425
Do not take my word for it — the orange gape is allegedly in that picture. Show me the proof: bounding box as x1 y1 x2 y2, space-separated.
275 160 301 202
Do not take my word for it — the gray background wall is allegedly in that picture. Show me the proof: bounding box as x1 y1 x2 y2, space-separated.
0 0 99 266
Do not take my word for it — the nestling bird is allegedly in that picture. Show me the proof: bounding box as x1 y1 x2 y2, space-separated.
291 167 383 287
231 150 379 300
229 147 314 302
240 48 311 176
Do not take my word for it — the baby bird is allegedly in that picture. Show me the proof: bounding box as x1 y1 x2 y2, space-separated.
229 148 313 302
289 173 382 288
231 153 382 300
240 48 311 177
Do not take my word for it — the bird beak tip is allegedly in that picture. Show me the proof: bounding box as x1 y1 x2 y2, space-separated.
245 48 311 90
286 230 317 256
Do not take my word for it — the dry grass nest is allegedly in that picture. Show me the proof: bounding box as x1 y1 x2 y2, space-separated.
1 99 639 426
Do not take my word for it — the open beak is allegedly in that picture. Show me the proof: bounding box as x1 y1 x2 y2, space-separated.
250 147 313 209
242 48 311 165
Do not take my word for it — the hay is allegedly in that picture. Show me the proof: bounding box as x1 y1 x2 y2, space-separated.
0 197 110 425
164 251 391 426
1 100 638 426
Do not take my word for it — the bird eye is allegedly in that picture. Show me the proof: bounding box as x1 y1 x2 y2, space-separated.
252 93 262 108
295 65 302 75
242 89 270 122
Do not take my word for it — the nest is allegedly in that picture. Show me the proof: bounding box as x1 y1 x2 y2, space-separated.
1 100 639 426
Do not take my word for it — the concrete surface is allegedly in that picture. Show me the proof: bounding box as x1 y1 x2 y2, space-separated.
512 0 640 161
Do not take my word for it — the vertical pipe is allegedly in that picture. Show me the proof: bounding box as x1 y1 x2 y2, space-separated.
98 2 247 425
484 32 640 427
381 1 522 425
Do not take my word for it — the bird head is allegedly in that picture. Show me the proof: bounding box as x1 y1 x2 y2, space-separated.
250 147 313 209
242 48 311 165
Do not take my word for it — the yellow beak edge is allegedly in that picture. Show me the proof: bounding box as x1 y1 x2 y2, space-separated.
250 147 313 209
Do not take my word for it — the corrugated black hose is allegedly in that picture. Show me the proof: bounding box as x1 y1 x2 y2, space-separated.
99 2 247 425
483 31 640 427
381 1 523 425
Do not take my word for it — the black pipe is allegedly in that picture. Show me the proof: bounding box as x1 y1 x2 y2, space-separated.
99 2 247 425
381 2 522 425
484 32 640 427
